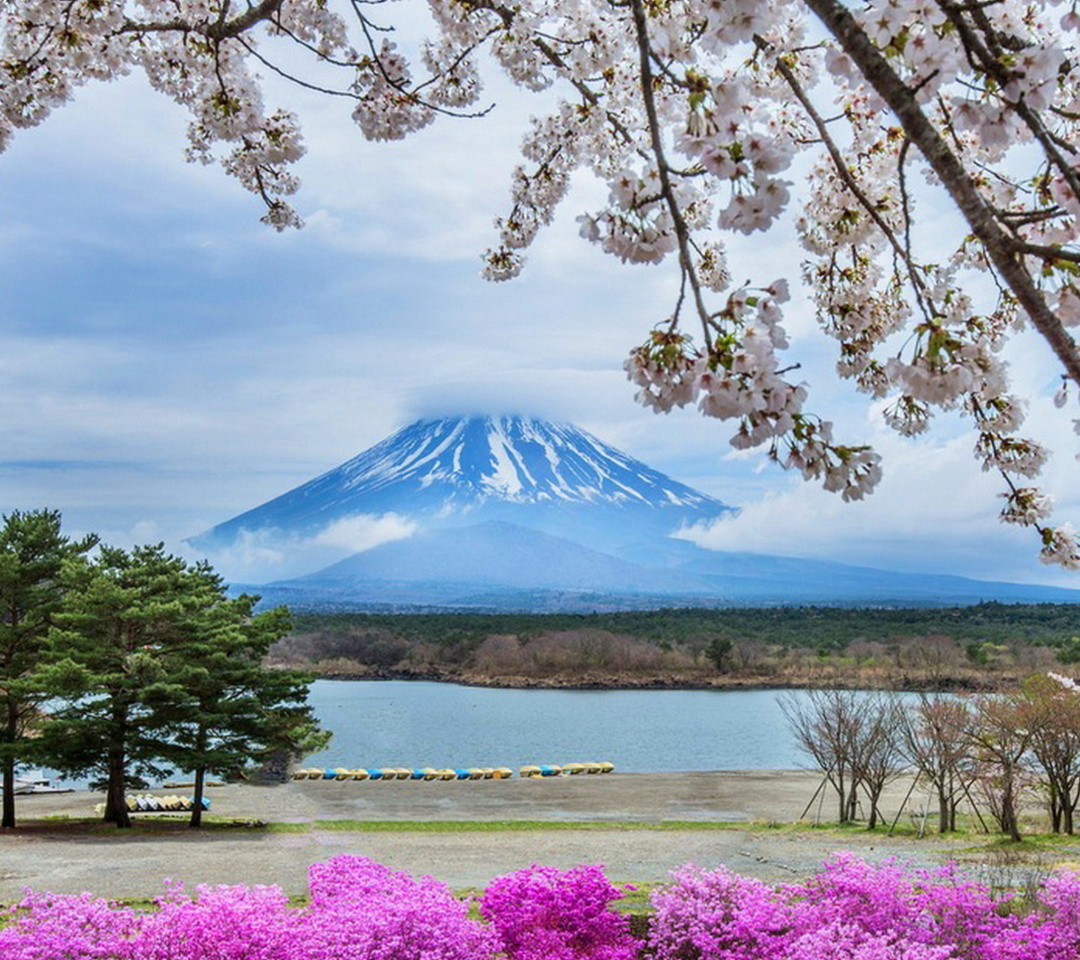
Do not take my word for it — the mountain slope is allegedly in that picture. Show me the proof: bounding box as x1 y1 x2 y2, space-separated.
261 520 1080 610
188 416 735 577
302 520 714 594
190 413 1080 608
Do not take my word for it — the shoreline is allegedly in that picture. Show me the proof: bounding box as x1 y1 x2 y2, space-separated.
307 669 1006 693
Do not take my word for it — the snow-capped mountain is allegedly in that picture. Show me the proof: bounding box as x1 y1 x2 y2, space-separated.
189 414 1080 608
188 415 734 580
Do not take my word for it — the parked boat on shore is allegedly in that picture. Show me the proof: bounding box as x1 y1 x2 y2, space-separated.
4 770 74 795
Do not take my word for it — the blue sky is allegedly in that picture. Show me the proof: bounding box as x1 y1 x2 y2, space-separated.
1 40 1077 589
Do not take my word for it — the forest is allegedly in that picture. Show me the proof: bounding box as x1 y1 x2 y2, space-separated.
273 603 1080 690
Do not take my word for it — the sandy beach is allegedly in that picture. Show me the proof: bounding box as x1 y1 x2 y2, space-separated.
0 770 1063 901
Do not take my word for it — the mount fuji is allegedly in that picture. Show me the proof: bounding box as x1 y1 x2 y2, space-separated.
188 414 1080 609
188 415 734 578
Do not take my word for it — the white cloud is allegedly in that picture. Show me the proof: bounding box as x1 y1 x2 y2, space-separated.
189 513 418 584
313 513 418 552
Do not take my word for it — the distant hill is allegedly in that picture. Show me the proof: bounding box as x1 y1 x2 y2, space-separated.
253 519 1080 611
189 414 1080 610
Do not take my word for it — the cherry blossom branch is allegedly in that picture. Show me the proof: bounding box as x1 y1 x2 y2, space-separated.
628 0 711 338
766 43 935 323
940 0 1080 201
804 0 1080 388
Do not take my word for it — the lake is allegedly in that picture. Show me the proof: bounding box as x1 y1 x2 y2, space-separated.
303 680 816 772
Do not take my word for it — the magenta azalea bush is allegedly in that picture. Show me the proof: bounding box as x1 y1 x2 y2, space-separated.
646 852 1069 960
480 864 637 960
5 853 1080 960
302 856 498 960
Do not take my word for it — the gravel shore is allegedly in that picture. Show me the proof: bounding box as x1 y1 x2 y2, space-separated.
0 771 1048 901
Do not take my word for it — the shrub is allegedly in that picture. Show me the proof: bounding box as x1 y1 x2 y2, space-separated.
480 864 637 960
0 891 138 960
128 883 299 960
4 854 1080 960
301 855 498 960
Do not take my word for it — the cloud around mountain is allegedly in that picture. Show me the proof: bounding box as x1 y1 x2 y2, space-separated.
187 414 1080 609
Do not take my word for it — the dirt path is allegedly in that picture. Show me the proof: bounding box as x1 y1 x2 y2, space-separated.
0 771 1060 901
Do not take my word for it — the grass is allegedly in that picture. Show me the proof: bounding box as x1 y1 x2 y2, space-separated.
17 815 1061 839
301 819 748 832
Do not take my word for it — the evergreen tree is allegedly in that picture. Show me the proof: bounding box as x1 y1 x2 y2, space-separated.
39 543 327 828
149 596 328 827
0 510 96 829
38 544 224 827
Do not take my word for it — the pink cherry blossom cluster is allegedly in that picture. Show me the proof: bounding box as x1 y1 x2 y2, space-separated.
624 282 882 502
6 854 1080 960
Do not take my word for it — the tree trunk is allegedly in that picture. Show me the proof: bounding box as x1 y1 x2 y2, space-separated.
1002 791 1021 843
190 767 205 829
937 786 950 834
845 781 859 823
2 702 17 828
103 749 130 828
1 756 15 829
866 791 880 830
832 771 847 823
1049 782 1062 834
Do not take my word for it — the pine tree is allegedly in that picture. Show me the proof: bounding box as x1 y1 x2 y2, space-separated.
0 510 97 829
38 544 327 828
149 595 328 827
38 544 222 827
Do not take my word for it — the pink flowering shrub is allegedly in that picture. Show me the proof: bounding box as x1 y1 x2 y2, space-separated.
1008 869 1080 960
7 854 1080 960
127 883 300 960
0 890 138 959
480 864 638 960
647 865 793 960
647 853 1061 960
301 855 499 960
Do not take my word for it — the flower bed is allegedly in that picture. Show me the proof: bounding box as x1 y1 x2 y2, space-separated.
3 853 1080 959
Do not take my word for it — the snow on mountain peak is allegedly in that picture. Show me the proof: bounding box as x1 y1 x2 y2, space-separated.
332 414 724 509
188 414 734 581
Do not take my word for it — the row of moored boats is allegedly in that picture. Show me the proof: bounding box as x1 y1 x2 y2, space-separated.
124 794 211 811
291 762 615 781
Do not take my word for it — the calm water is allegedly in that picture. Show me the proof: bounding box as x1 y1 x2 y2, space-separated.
303 680 812 772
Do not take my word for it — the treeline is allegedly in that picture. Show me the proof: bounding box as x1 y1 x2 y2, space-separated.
0 510 325 829
784 676 1080 840
291 604 1080 649
274 604 1080 688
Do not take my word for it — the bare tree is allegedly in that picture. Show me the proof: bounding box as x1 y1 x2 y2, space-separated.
781 689 866 824
898 694 974 834
849 695 906 830
967 694 1036 842
1021 674 1080 835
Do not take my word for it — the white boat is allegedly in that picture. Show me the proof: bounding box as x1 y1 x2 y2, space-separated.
7 770 73 794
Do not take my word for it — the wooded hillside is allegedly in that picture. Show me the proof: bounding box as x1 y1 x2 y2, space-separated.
271 603 1080 690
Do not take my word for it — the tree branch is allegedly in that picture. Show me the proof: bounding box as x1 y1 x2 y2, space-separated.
804 0 1080 386
628 0 712 342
